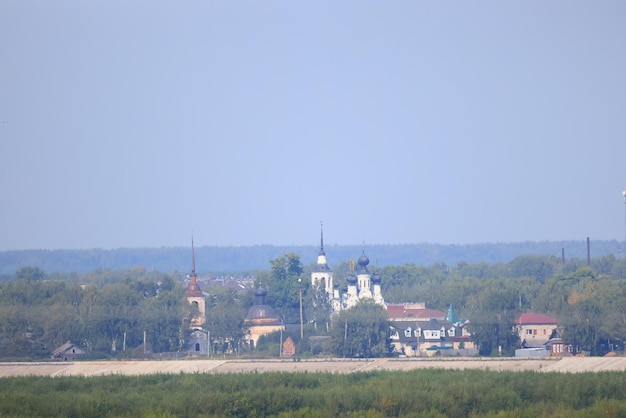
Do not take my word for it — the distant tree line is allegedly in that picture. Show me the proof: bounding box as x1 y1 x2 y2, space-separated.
1 239 622 276
0 266 191 359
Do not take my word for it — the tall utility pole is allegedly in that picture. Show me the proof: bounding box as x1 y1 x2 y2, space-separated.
623 190 626 257
298 278 304 339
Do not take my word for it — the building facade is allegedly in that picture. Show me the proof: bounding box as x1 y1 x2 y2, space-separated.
515 313 559 348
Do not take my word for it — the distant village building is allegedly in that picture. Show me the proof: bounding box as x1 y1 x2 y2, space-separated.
515 313 559 348
51 341 86 361
244 287 284 348
388 305 475 356
514 312 571 356
544 328 572 356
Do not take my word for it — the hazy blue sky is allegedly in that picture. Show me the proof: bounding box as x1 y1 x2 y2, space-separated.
1 1 625 251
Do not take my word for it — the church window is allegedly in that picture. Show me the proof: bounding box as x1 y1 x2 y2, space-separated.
195 343 200 352
192 301 199 311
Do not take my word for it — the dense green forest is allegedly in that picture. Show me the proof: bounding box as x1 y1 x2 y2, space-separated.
2 250 626 360
1 369 626 417
0 267 193 359
0 239 622 275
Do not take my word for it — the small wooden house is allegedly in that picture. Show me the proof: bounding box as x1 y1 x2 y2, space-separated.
51 341 86 361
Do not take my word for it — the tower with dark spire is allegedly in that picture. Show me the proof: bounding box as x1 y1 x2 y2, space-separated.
317 221 328 266
311 222 334 297
184 236 205 329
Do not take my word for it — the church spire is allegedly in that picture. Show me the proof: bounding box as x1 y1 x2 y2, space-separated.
184 235 202 297
191 235 196 277
315 222 330 272
319 221 325 256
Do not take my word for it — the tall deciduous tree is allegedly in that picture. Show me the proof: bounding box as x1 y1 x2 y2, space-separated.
328 301 389 358
466 280 520 356
204 287 249 354
263 253 305 324
305 282 332 333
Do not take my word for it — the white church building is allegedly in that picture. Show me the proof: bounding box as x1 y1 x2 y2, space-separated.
311 226 385 314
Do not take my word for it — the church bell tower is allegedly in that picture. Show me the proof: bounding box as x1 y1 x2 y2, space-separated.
311 222 334 296
183 236 206 329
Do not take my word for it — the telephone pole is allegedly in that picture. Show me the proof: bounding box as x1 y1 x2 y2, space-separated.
298 278 304 339
623 190 626 258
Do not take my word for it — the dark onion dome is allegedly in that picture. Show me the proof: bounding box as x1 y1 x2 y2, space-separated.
356 252 370 274
252 287 269 306
347 273 357 284
244 304 282 325
371 271 381 284
245 287 282 325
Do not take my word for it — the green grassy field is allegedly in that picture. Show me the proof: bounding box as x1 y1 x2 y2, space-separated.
0 369 625 417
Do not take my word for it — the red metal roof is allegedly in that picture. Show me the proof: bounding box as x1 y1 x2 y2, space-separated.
515 313 559 325
183 276 204 297
387 304 446 320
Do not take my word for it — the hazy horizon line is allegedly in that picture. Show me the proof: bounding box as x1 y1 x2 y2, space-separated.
1 238 621 253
